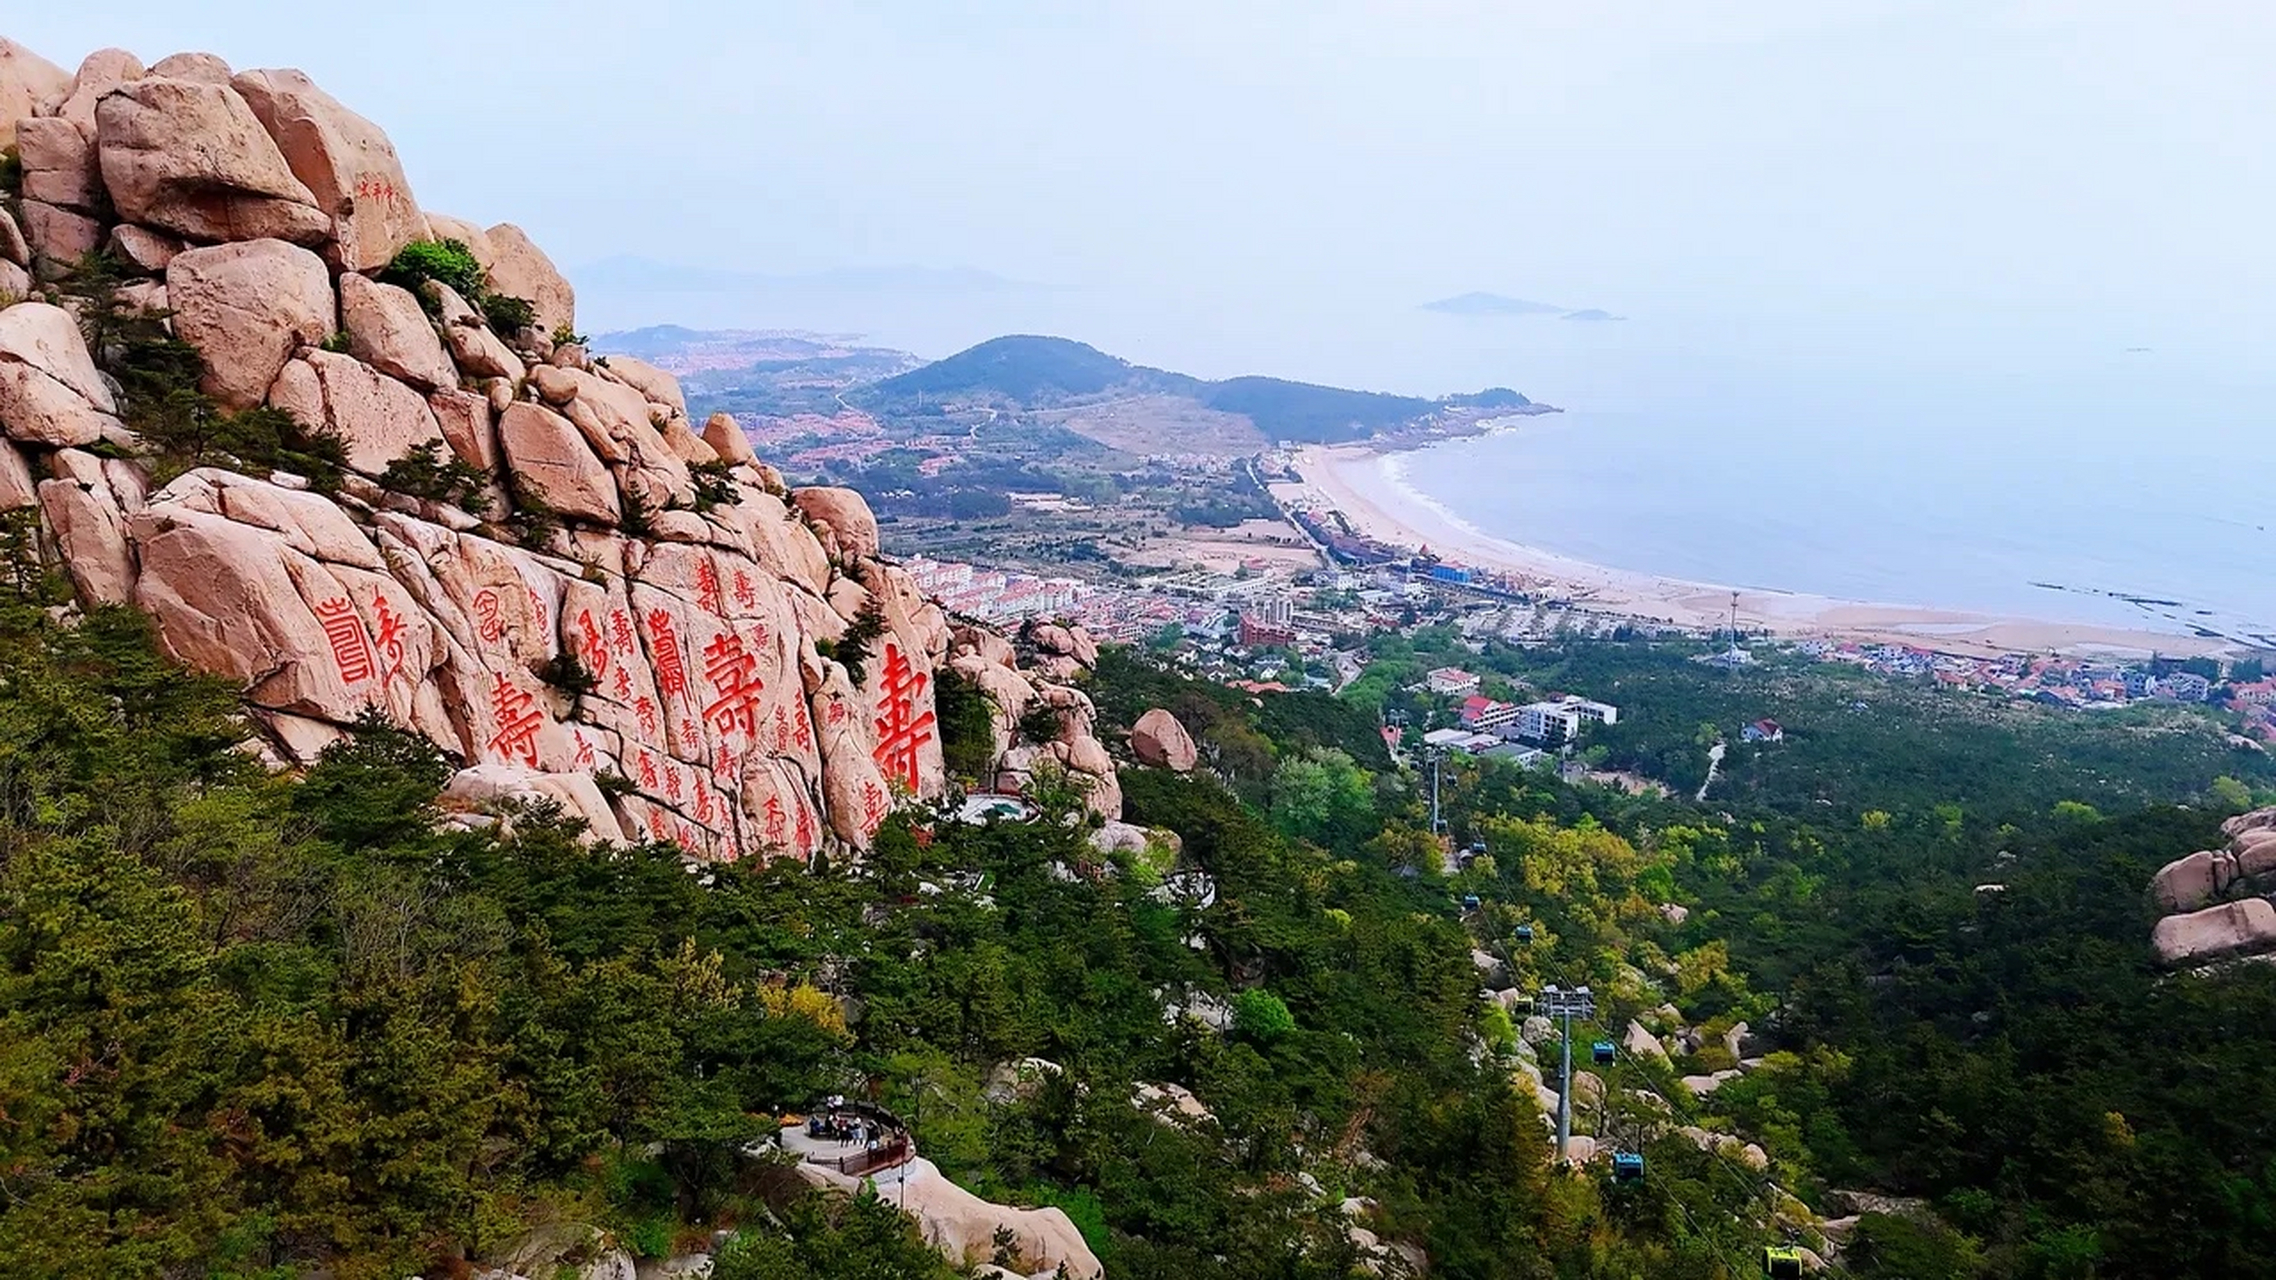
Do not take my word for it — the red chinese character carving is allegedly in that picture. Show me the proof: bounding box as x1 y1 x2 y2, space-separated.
693 784 714 825
609 609 636 657
861 779 888 835
646 808 670 842
571 732 597 770
826 698 848 727
715 745 740 779
700 631 765 740
676 823 697 852
663 764 683 802
485 672 544 767
634 695 659 740
731 569 757 610
763 795 787 846
369 594 407 686
694 559 723 616
792 703 813 752
720 830 741 862
646 609 690 704
773 705 791 754
636 749 659 791
472 589 504 644
793 804 815 855
527 586 548 634
870 643 936 792
316 596 376 684
612 665 634 701
576 609 611 678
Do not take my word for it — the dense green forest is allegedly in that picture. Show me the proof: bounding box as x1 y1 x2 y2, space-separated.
5 579 2276 1277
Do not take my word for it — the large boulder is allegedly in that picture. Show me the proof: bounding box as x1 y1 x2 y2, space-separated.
0 302 124 447
166 239 336 412
496 401 619 523
1130 707 1199 772
95 76 331 246
0 39 71 150
339 273 455 391
2151 849 2235 914
441 762 626 844
233 67 428 272
481 223 574 337
53 49 144 130
702 411 756 466
602 354 686 418
791 486 880 560
37 471 133 605
17 201 101 266
15 116 102 212
267 350 447 476
2153 899 2276 967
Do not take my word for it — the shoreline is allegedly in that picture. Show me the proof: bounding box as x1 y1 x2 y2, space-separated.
1275 442 2234 660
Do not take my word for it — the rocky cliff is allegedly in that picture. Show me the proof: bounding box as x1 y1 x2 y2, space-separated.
0 38 1118 859
2146 807 2276 966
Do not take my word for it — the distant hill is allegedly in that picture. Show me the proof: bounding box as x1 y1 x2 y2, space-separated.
862 335 1538 444
574 256 1043 295
1421 292 1568 316
1560 308 1626 322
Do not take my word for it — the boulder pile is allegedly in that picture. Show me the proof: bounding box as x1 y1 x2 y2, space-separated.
2148 808 2276 966
0 37 1110 858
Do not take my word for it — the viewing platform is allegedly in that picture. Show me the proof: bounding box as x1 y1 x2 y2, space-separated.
778 1098 914 1179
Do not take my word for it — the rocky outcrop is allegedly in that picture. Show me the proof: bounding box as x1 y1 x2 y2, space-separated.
798 1155 1100 1279
95 76 331 245
0 38 1109 859
1130 707 1198 772
2147 807 2276 966
166 239 335 411
232 68 428 272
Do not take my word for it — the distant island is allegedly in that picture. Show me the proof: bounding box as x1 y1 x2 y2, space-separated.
1421 292 1569 317
1422 292 1626 322
864 335 1553 445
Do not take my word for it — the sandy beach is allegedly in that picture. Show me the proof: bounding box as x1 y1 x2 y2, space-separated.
1276 444 2230 659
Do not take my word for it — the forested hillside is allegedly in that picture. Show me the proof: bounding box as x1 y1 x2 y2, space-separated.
8 582 2276 1276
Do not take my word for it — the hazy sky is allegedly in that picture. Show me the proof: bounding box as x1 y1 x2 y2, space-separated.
13 3 2275 382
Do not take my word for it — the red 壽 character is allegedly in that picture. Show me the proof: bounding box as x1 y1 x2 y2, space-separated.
870 642 937 792
612 665 634 700
636 749 660 790
731 569 758 610
485 672 545 767
571 732 597 770
694 558 723 617
861 779 888 835
700 631 765 740
369 594 407 686
576 609 611 679
316 596 376 685
635 695 660 740
663 764 683 803
609 609 637 658
791 703 813 752
793 804 815 856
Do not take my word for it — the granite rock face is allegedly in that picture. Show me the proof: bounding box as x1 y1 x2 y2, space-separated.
0 38 1110 857
2147 807 2276 966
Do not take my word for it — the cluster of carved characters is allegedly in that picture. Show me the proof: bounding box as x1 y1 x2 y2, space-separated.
0 38 1114 861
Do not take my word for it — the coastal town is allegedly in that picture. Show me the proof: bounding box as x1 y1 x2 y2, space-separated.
901 538 2276 754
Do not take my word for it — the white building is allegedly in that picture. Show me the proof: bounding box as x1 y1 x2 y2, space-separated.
1509 695 1621 745
1426 666 1481 696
